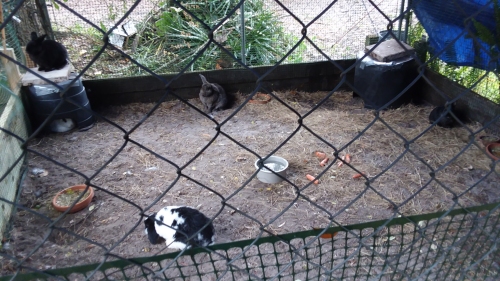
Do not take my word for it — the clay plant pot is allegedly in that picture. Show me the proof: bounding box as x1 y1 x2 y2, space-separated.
479 135 500 147
486 143 500 161
249 92 271 104
52 184 94 213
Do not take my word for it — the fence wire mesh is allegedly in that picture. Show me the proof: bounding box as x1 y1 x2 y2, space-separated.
42 0 408 78
0 0 500 280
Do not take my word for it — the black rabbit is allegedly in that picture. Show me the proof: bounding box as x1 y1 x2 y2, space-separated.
199 74 228 113
429 105 456 128
26 32 68 72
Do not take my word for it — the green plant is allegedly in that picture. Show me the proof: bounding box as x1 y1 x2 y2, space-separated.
470 1 500 71
132 0 304 73
407 18 427 47
428 58 500 104
49 0 68 10
284 35 309 64
65 23 102 40
408 21 500 104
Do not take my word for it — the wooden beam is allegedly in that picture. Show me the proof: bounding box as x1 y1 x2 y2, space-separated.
82 60 357 107
0 89 27 242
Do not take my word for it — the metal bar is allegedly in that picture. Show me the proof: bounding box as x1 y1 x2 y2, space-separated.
398 0 405 40
240 1 246 65
404 0 413 43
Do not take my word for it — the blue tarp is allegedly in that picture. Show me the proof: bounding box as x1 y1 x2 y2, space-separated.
412 0 499 70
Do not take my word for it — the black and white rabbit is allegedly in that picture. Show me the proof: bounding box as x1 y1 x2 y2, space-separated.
26 32 68 72
144 206 215 250
429 105 456 128
199 74 229 113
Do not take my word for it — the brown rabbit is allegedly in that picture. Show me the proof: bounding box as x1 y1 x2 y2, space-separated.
199 74 228 113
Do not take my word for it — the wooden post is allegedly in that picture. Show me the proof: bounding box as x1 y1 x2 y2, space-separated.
0 89 28 243
0 2 22 92
0 1 27 244
0 48 22 92
0 3 6 52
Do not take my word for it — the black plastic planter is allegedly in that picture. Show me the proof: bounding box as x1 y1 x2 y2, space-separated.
27 73 95 132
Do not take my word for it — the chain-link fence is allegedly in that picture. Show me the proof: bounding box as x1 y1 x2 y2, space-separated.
40 0 408 78
1 0 500 280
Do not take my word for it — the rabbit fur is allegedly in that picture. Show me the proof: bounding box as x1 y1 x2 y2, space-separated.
199 74 229 113
26 32 68 72
144 206 215 250
429 105 456 128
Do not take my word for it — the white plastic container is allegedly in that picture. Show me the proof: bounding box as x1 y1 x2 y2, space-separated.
254 156 289 184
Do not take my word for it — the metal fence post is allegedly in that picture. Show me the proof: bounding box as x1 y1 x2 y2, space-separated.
240 1 246 65
404 0 413 42
397 0 405 41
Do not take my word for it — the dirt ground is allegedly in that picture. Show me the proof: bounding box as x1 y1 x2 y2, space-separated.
3 90 500 274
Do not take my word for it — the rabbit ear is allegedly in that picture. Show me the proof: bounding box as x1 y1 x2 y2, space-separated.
30 32 38 41
199 74 209 84
37 34 48 42
210 83 221 93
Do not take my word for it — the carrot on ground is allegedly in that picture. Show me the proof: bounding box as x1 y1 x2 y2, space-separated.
337 155 345 167
352 173 364 179
320 157 329 167
306 174 320 184
315 151 326 160
345 154 351 164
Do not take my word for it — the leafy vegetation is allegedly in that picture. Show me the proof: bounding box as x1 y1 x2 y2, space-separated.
133 0 305 73
408 21 499 104
52 0 308 78
470 0 499 71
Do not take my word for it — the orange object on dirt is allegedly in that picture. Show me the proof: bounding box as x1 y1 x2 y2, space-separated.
352 173 364 179
313 228 339 239
345 154 351 164
306 174 319 184
320 157 329 167
315 151 326 160
337 155 345 167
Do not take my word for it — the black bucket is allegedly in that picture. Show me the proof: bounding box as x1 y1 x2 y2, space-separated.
354 52 418 110
27 73 95 132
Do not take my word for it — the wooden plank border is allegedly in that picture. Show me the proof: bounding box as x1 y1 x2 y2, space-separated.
82 60 357 107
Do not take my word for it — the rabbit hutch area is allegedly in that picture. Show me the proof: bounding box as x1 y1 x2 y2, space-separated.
11 80 500 269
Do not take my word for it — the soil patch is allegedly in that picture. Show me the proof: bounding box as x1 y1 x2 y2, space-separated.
4 90 499 273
